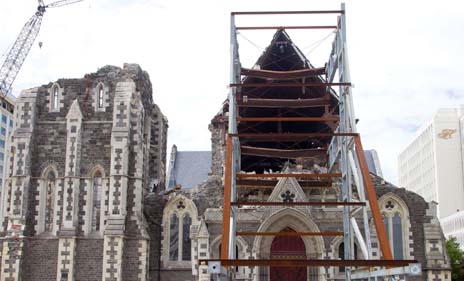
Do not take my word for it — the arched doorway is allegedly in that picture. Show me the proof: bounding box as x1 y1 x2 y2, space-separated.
270 228 307 281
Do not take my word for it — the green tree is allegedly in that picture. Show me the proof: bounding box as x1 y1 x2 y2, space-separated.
446 237 464 280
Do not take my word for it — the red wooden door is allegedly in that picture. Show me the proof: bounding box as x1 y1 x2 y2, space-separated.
270 228 307 281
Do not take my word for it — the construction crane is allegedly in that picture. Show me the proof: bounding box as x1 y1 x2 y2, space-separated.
0 0 83 96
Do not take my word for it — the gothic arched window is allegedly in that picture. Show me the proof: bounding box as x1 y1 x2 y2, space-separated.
91 170 102 232
44 171 56 232
163 197 198 266
379 196 409 260
97 85 104 109
51 84 60 111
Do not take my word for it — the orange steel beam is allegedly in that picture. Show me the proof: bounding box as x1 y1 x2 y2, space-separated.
231 201 365 207
237 97 330 108
220 135 233 260
354 135 393 260
237 25 337 30
237 231 343 236
237 116 339 122
199 259 416 267
236 173 342 179
230 82 351 88
241 67 325 79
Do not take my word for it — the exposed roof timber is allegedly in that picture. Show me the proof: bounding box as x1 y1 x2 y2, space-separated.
241 67 325 80
236 173 341 179
241 145 326 159
237 116 339 122
231 82 350 88
237 97 331 108
236 179 332 188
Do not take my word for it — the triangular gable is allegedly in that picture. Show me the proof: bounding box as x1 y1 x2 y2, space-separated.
268 176 307 203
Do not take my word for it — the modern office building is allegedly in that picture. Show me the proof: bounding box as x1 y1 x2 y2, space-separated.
364 149 383 177
441 210 464 249
398 107 464 219
0 95 14 209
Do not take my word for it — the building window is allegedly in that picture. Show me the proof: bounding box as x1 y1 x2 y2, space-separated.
380 196 409 260
45 171 56 232
52 86 59 110
1 115 6 124
98 85 104 109
339 242 358 273
9 119 12 128
164 197 197 264
0 140 5 148
92 170 102 232
169 213 179 261
182 214 192 260
0 152 3 161
1 127 6 136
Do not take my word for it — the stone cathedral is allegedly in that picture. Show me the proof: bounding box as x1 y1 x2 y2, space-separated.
0 32 452 281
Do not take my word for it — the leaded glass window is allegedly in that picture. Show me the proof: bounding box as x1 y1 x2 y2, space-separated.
92 170 102 232
45 171 56 232
393 213 404 259
182 214 192 260
169 213 179 261
98 85 104 108
52 86 59 110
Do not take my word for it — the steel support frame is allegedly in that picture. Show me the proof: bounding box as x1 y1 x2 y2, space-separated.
217 4 405 281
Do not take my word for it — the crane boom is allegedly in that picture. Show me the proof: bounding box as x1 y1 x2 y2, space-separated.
0 11 43 96
47 0 83 9
0 0 82 96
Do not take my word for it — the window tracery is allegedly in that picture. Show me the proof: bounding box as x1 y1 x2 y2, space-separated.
44 170 56 232
163 196 198 266
379 194 410 259
91 170 102 232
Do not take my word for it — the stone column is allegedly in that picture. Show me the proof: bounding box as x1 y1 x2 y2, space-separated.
0 89 37 281
102 80 133 281
55 99 83 281
196 219 210 281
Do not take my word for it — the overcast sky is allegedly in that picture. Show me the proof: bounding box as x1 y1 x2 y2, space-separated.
1 0 463 184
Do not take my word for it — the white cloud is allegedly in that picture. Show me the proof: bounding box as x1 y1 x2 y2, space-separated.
1 0 463 183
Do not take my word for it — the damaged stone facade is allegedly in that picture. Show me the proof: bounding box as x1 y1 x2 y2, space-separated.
0 64 167 281
144 112 452 281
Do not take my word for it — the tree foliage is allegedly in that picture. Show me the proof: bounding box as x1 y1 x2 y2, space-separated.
446 237 464 280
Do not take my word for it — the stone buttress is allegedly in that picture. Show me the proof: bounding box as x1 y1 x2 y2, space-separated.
0 89 37 281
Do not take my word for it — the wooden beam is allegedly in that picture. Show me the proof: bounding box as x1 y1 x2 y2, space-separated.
233 133 357 141
220 136 233 260
237 179 332 188
240 67 325 79
237 97 331 108
237 231 343 236
236 173 341 179
354 135 393 260
237 116 339 122
241 145 326 159
230 82 351 88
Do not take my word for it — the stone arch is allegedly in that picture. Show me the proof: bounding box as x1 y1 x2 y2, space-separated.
161 194 199 268
48 82 62 112
378 192 413 259
93 81 109 111
252 208 325 281
36 164 60 234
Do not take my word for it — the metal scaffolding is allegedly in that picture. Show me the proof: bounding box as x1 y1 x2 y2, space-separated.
201 3 420 280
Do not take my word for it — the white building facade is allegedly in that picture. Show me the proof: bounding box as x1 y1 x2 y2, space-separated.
0 94 14 219
441 210 464 249
398 107 464 219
